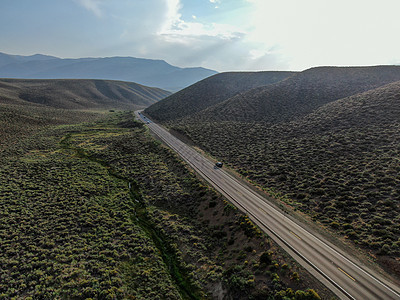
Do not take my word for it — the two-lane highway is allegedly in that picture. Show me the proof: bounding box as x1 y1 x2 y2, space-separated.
135 111 400 300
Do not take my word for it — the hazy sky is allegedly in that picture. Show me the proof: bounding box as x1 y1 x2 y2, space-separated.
1 0 399 71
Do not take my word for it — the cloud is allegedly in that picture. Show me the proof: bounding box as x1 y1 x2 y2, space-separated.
74 0 103 17
159 0 244 41
65 0 400 71
244 0 400 70
3 0 400 72
210 0 220 8
160 0 181 30
54 0 298 70
114 0 281 71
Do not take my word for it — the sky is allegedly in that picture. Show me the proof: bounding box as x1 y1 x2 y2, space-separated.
0 0 400 72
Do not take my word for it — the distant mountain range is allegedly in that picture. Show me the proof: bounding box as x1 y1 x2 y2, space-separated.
0 52 217 92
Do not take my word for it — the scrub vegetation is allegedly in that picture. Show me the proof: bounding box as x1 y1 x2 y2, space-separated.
145 66 400 278
0 109 326 298
145 71 295 122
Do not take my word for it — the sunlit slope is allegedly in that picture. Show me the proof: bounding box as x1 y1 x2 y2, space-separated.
190 65 400 123
0 78 170 151
0 78 171 110
145 71 295 122
0 104 101 153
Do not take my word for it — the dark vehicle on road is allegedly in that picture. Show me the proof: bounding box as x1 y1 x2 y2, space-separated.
215 162 223 168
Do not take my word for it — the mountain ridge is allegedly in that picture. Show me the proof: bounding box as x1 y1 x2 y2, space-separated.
0 52 217 92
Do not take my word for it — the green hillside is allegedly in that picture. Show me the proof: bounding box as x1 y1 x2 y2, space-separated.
145 71 295 122
0 104 100 154
0 78 170 152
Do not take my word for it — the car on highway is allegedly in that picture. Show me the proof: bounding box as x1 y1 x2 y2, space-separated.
215 162 223 168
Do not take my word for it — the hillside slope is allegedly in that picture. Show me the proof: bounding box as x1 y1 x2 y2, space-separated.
171 81 400 276
145 71 295 122
0 79 170 110
0 104 101 154
190 65 400 123
0 78 170 152
0 52 217 91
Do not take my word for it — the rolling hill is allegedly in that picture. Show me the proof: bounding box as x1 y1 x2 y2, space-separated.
0 78 170 110
144 71 296 122
185 65 400 123
0 78 170 152
0 52 217 92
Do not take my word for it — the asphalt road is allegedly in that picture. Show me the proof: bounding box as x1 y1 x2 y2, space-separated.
135 111 400 300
